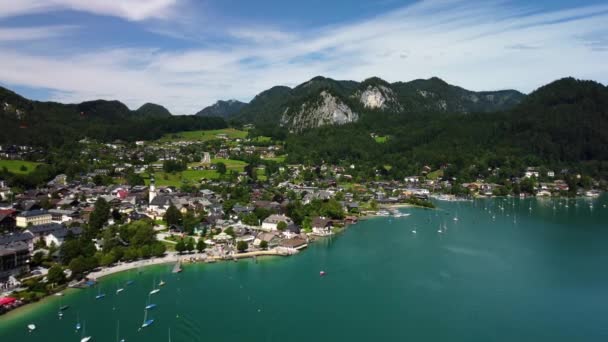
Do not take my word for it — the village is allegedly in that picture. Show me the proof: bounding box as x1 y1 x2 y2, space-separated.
0 129 604 314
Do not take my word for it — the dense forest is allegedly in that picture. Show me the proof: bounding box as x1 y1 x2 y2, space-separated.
281 78 608 180
0 87 227 146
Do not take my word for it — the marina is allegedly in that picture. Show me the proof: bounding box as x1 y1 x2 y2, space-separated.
1 197 607 341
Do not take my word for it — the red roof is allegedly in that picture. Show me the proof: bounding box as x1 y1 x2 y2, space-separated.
0 297 16 306
0 209 16 216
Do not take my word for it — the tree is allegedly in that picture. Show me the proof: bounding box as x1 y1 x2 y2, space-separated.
47 264 66 285
259 240 268 250
88 197 110 236
126 172 145 186
216 162 227 175
185 237 195 252
164 204 183 226
277 221 287 231
175 239 186 254
196 239 206 253
237 240 248 253
224 226 235 237
68 257 88 278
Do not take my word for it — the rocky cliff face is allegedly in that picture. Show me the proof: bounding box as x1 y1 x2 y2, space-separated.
356 84 402 111
281 91 358 132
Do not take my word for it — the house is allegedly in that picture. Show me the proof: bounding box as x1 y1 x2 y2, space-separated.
16 210 52 228
261 214 293 231
282 224 301 239
48 209 77 223
253 232 281 248
312 217 333 236
525 167 540 179
279 237 308 250
0 241 30 281
44 226 83 247
24 223 63 244
0 210 17 233
547 170 555 178
0 232 34 252
232 204 254 216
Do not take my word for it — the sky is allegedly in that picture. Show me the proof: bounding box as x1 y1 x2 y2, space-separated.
0 0 607 114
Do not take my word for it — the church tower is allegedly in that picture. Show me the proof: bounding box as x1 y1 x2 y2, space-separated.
149 176 157 204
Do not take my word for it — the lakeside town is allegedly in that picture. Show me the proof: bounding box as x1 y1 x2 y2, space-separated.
0 128 604 315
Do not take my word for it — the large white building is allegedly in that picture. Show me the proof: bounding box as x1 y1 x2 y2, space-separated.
16 210 52 228
261 214 293 231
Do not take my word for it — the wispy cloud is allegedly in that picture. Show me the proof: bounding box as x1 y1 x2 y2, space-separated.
0 25 76 41
0 0 178 21
0 0 607 114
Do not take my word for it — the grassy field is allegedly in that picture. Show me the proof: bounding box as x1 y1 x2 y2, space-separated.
210 158 247 171
252 136 273 143
144 170 221 187
426 169 444 180
262 155 286 163
188 158 247 172
0 160 43 174
159 128 248 142
374 136 389 143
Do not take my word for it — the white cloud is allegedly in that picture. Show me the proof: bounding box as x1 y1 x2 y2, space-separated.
0 0 178 21
0 0 607 114
0 25 75 41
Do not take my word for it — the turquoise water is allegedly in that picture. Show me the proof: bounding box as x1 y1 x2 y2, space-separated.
1 196 608 341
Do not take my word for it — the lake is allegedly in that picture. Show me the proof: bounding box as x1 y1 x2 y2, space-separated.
1 196 607 341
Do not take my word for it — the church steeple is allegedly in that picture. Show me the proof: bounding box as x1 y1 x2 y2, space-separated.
149 176 157 204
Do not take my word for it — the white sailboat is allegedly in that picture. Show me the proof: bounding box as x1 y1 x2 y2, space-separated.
80 322 92 342
116 320 125 342
149 278 160 295
141 309 154 328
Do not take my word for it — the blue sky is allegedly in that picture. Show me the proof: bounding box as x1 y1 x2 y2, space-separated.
0 0 607 114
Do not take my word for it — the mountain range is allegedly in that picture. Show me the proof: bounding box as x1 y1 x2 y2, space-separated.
195 99 247 118
1 76 606 167
198 76 525 132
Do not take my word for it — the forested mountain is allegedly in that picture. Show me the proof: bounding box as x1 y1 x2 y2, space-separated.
231 76 525 131
134 103 172 117
0 86 226 146
195 100 246 118
283 77 608 179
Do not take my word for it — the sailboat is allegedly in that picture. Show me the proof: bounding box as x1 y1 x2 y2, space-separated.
141 309 154 328
145 294 157 310
149 278 160 295
95 286 105 299
75 313 81 331
80 322 92 342
116 282 124 294
159 279 166 287
116 320 125 342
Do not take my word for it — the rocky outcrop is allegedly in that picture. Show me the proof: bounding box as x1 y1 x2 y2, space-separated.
357 85 401 111
281 91 358 132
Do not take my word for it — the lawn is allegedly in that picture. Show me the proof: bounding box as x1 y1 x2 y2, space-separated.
188 158 247 172
426 169 444 180
159 128 248 142
262 155 286 163
144 170 220 187
252 136 272 143
0 160 43 174
374 136 389 143
211 158 247 171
